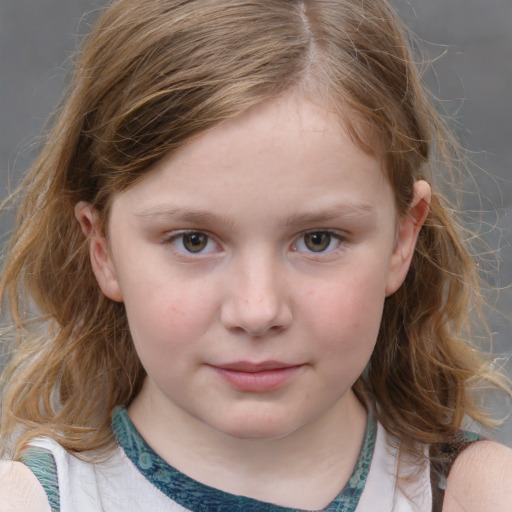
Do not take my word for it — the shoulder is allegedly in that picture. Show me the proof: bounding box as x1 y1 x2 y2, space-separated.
443 440 512 512
0 460 51 512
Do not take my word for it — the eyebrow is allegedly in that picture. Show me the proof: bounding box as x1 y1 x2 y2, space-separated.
285 202 375 227
133 205 236 228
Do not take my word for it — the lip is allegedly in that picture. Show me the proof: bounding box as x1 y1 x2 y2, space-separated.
209 361 303 392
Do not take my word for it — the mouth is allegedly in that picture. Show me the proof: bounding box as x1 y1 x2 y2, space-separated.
216 360 299 372
209 361 304 392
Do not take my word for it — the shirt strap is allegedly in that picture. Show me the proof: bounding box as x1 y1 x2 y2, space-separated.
17 446 60 512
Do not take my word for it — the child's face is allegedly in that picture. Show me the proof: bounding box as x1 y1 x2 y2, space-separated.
82 93 427 441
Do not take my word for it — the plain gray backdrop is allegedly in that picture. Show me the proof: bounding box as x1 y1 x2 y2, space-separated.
0 1 511 443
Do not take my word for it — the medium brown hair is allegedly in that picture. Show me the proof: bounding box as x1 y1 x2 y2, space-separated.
1 0 508 466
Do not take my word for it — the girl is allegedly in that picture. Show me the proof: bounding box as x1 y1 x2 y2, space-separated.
0 0 511 510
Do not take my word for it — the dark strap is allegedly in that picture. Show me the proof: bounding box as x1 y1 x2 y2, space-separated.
430 431 484 512
17 446 60 512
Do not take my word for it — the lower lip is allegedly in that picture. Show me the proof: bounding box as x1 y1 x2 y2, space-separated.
212 366 302 392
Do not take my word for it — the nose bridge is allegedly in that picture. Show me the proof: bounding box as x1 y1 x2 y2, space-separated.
221 246 291 336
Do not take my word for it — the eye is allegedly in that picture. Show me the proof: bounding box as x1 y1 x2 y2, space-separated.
293 231 343 254
168 231 219 255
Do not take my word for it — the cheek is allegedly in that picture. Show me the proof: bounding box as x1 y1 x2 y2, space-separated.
301 267 388 352
121 271 218 355
123 285 218 392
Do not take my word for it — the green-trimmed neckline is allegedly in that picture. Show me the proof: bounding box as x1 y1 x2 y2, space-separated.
112 406 376 512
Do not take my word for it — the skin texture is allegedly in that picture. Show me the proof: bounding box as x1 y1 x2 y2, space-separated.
77 92 431 508
442 441 512 512
0 461 50 512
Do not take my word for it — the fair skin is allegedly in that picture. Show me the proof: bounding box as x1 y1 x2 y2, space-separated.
443 441 512 511
2 93 511 511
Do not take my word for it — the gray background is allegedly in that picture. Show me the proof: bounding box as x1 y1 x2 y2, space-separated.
0 1 511 443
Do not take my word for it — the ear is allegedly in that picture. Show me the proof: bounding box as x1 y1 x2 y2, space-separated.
75 201 123 302
385 180 431 296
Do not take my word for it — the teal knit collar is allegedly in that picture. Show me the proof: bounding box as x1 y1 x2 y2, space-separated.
112 406 376 512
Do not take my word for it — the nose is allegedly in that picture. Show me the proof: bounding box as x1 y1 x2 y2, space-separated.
220 251 292 337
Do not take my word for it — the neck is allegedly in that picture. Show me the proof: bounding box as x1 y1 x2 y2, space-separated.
128 383 368 509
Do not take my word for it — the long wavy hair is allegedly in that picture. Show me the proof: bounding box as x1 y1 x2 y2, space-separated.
1 0 508 468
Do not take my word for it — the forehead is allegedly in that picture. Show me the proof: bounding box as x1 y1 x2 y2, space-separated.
113 92 394 225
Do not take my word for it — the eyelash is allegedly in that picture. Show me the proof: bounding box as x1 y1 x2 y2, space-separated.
163 229 345 257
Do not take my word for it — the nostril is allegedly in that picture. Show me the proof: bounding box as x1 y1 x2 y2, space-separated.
220 295 292 336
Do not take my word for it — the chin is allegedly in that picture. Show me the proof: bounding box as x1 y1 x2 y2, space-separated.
209 413 301 442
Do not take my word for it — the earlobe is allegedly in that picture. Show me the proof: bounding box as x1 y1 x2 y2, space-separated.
385 180 431 296
75 201 123 302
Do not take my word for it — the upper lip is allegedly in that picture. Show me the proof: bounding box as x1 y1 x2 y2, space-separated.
212 361 299 373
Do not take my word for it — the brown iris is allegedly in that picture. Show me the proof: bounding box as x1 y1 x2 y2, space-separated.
183 232 208 253
304 232 332 252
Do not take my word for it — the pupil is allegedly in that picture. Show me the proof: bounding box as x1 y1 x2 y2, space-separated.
305 232 330 252
184 233 207 252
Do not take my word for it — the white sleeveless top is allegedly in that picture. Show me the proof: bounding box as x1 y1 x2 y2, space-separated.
21 407 432 512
